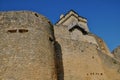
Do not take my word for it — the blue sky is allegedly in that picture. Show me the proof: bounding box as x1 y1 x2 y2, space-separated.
0 0 120 51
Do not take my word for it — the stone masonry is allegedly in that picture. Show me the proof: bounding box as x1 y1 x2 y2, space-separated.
0 11 56 80
0 10 120 80
112 46 120 61
54 10 120 80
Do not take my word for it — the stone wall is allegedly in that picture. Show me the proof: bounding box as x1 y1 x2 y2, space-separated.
112 46 120 61
54 20 120 80
54 26 120 80
0 11 57 80
88 33 113 57
54 25 98 45
54 34 108 80
98 50 120 80
0 10 120 80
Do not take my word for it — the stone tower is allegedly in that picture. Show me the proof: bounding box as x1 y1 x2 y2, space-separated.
55 10 98 45
56 10 89 32
0 11 57 80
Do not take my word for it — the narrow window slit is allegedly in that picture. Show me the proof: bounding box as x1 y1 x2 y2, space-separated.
19 29 28 33
8 29 17 33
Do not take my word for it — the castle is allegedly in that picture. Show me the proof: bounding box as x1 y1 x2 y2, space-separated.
0 10 120 80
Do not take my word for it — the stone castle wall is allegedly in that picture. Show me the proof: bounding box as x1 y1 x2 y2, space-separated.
54 25 98 45
54 10 120 80
0 11 56 80
88 33 113 57
112 46 120 61
54 25 120 80
98 50 120 80
0 11 120 80
54 37 108 80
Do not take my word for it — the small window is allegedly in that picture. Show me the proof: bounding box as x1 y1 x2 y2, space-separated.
8 29 17 33
19 29 28 33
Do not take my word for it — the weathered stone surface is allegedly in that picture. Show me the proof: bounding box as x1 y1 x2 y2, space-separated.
98 50 120 80
0 11 56 80
0 10 120 80
54 10 120 80
54 32 120 80
54 37 108 80
112 46 120 61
